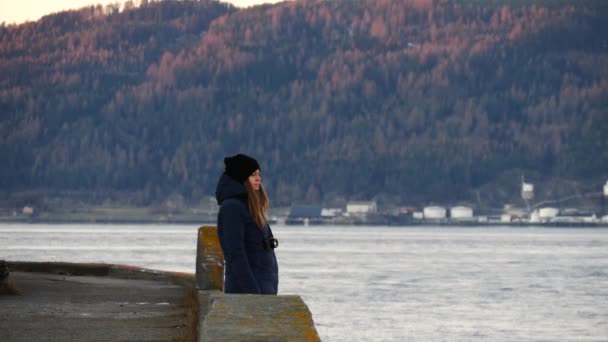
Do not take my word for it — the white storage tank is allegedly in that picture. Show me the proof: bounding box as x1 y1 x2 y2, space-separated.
604 180 608 197
538 207 559 218
504 207 526 219
424 206 446 219
450 206 473 219
530 210 541 223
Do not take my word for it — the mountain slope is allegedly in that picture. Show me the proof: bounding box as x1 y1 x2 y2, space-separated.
1 0 606 208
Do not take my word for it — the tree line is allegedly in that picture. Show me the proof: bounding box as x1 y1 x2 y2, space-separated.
1 0 606 209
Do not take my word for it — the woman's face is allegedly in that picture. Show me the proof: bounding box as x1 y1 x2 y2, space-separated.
248 169 261 191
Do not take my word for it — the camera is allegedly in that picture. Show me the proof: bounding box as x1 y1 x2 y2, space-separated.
263 237 279 250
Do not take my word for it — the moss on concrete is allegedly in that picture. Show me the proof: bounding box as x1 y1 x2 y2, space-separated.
200 294 321 341
196 226 224 291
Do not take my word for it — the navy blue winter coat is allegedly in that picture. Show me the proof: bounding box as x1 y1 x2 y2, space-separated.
215 173 279 295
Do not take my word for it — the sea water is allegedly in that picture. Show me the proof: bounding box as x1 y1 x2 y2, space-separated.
1 224 607 341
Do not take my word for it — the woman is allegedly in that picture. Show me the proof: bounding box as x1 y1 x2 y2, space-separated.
215 153 279 294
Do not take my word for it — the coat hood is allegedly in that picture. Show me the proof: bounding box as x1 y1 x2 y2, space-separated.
215 172 247 205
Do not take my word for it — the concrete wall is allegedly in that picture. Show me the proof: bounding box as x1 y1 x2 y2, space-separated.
200 294 320 341
195 226 320 341
195 226 225 291
6 261 195 286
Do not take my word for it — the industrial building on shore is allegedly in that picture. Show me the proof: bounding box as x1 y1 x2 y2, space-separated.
275 180 608 226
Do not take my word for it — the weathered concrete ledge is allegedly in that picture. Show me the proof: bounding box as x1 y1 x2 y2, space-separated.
201 294 320 341
196 225 225 291
195 226 321 341
7 261 195 287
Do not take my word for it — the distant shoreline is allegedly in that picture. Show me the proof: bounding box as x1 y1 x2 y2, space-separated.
0 217 215 225
1 217 607 228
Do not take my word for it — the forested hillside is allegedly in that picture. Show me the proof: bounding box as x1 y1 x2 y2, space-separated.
1 0 607 209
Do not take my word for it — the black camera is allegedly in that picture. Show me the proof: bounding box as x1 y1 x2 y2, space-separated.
263 237 279 250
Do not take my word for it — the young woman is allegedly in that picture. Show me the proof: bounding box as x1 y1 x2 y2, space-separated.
215 154 279 294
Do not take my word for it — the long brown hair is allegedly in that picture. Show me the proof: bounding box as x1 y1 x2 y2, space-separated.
244 181 270 229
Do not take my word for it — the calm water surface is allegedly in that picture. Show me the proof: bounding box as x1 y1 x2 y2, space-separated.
1 224 607 341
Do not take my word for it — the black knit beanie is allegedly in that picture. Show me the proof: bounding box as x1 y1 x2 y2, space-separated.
224 154 260 184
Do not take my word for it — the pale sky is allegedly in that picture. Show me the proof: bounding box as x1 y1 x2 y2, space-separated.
0 0 283 24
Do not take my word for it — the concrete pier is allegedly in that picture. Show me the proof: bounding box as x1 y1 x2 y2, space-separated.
0 262 196 342
1 226 320 341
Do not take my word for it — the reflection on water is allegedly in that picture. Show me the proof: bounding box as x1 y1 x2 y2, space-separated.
1 224 607 341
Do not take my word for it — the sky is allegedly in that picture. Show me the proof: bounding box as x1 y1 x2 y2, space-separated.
0 0 284 24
